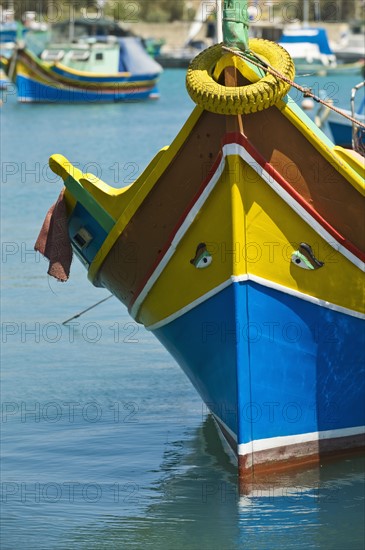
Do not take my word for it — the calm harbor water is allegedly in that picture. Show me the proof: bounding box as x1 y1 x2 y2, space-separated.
1 69 364 549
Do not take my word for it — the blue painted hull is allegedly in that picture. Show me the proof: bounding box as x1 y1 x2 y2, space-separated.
153 280 365 463
16 74 159 103
328 120 352 148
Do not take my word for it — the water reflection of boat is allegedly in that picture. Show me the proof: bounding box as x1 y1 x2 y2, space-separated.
238 456 365 548
62 415 364 546
36 1 364 486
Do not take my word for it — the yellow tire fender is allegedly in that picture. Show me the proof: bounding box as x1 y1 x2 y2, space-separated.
186 39 295 115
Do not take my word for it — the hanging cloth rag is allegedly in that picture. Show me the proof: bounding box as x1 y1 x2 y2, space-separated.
34 188 73 281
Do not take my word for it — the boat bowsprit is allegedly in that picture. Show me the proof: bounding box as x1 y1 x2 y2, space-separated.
36 2 365 487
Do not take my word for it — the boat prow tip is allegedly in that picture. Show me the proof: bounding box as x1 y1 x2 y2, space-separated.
49 154 81 182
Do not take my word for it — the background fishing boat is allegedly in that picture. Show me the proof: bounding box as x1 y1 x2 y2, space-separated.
155 0 216 68
278 25 364 76
0 7 21 89
6 16 163 103
11 38 162 103
327 111 365 150
35 1 365 485
48 16 164 59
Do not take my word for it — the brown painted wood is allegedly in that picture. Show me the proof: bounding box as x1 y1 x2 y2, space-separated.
242 106 365 252
224 66 244 135
97 111 227 307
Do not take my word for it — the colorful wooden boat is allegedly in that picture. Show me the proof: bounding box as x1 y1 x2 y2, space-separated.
0 13 19 89
37 2 365 485
8 36 162 103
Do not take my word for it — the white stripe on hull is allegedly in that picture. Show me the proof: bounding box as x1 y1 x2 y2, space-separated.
238 425 365 456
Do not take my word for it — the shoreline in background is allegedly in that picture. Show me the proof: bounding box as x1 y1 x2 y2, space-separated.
124 21 351 49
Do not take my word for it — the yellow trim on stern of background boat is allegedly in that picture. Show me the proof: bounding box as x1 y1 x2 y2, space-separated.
54 61 131 78
16 61 53 87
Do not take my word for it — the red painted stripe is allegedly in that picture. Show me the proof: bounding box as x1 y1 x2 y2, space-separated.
223 132 365 263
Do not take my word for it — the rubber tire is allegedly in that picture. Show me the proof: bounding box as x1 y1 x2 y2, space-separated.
186 39 295 115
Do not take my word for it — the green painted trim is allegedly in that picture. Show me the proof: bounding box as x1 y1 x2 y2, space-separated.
223 0 249 51
283 94 336 149
64 175 115 233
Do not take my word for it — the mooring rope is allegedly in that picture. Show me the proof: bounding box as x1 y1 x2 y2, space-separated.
222 45 365 130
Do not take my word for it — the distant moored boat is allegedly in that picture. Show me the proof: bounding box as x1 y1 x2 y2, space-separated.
7 36 162 103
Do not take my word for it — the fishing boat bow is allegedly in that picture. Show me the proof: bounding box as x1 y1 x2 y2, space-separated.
38 1 365 485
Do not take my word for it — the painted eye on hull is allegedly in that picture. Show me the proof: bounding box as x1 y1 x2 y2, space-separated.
291 251 313 269
291 243 324 270
190 243 212 269
195 252 212 268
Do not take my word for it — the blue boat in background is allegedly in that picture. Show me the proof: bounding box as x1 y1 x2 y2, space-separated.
329 88 365 150
279 26 363 76
6 35 163 103
3 15 163 103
